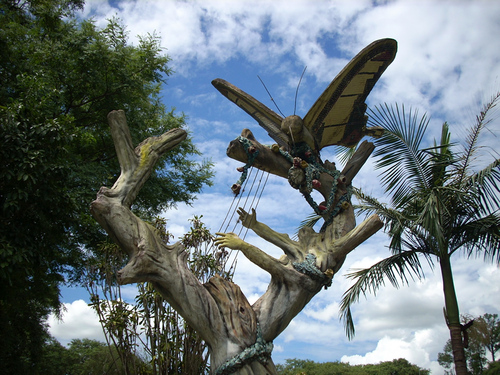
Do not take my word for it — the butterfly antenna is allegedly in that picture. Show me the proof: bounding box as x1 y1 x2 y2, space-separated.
288 124 296 146
294 66 307 115
257 75 285 117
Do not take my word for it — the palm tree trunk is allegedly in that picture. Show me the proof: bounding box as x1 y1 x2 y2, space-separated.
440 256 468 375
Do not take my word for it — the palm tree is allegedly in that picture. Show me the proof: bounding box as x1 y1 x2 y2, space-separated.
339 93 500 375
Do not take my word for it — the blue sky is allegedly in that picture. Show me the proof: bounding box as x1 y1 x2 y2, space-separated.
49 1 500 373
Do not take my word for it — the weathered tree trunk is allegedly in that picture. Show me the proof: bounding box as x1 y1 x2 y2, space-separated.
90 110 383 375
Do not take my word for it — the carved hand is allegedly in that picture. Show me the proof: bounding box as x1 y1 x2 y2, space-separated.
214 232 246 250
237 207 257 229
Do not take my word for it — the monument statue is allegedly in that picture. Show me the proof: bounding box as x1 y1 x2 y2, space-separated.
91 38 397 374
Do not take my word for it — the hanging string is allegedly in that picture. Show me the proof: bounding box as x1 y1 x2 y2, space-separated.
217 167 269 276
225 168 269 274
233 168 263 235
218 166 256 234
238 169 269 240
217 194 238 233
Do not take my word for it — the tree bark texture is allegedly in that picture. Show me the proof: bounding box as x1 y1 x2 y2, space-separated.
90 111 383 375
440 256 468 375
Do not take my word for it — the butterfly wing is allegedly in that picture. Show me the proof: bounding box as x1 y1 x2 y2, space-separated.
303 38 397 149
212 78 290 148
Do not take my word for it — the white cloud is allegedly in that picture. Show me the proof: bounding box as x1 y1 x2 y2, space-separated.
274 344 284 353
351 1 500 121
341 331 436 370
80 0 500 140
48 300 105 346
303 301 341 322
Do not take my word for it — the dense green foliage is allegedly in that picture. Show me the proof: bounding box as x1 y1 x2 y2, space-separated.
38 337 147 375
276 358 429 375
0 0 213 372
483 360 500 375
340 97 500 374
481 313 500 362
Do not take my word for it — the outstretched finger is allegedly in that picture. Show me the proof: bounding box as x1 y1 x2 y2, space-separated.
213 233 225 245
213 239 225 248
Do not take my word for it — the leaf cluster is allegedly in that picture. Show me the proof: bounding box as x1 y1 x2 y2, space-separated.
38 337 149 375
0 0 213 371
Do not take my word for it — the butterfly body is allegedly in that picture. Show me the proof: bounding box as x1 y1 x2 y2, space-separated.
281 115 317 152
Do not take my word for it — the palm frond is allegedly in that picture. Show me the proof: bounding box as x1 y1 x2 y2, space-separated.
465 158 500 213
294 212 322 239
354 188 405 223
335 145 358 165
339 250 425 339
456 91 500 184
355 187 418 253
400 230 438 268
424 122 456 188
416 190 448 252
450 213 500 263
353 187 389 216
368 104 432 205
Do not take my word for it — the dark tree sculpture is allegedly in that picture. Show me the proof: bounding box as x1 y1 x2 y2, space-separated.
91 39 397 374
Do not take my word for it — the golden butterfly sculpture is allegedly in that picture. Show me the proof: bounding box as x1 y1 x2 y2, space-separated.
212 38 397 154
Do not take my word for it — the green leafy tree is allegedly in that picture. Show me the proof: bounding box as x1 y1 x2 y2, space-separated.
438 313 500 374
66 338 148 375
479 313 500 362
438 314 488 375
363 358 429 374
339 95 500 375
38 336 73 375
38 337 146 374
0 0 212 372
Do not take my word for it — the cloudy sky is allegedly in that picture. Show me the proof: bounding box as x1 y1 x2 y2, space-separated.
48 1 500 373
